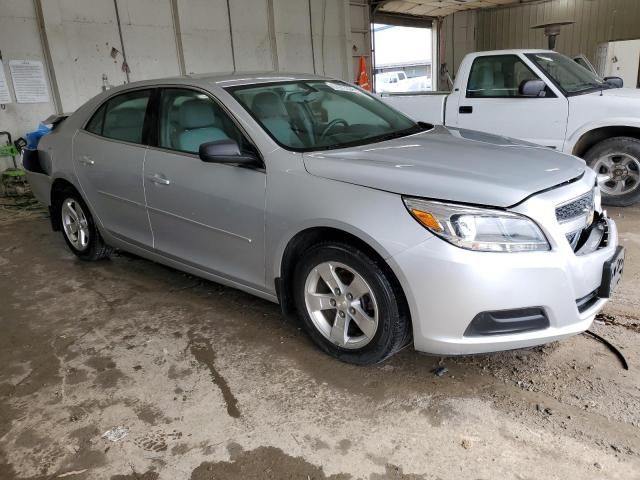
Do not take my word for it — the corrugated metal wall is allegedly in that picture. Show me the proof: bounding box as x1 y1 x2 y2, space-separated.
443 0 640 78
477 0 640 62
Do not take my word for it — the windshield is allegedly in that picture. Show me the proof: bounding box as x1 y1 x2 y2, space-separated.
526 52 607 94
227 80 422 151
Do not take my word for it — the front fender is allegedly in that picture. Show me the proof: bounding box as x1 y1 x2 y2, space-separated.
565 117 640 154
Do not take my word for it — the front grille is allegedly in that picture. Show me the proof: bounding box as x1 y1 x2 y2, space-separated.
555 190 596 251
555 190 594 223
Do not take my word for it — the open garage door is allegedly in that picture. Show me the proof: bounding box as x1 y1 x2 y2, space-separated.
370 11 434 93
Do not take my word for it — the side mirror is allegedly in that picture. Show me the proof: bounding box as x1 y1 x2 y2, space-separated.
198 139 260 166
519 79 547 97
604 76 624 88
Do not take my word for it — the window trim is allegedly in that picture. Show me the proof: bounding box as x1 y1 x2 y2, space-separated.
146 85 265 169
465 54 557 99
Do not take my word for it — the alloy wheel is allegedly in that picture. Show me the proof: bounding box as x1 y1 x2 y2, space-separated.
304 261 379 349
61 198 90 251
593 152 640 196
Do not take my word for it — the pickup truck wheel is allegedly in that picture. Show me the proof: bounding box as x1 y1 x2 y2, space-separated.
585 137 640 206
293 242 411 365
59 191 112 261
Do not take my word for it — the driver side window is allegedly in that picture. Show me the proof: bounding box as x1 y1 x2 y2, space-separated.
467 55 541 98
158 88 245 154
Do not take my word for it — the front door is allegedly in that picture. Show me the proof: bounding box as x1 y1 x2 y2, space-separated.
450 54 569 150
144 88 266 289
73 89 153 247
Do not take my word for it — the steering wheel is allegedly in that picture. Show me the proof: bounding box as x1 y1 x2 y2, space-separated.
320 118 349 139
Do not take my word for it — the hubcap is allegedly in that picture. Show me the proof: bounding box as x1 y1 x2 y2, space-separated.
593 152 640 196
61 198 90 251
304 261 379 349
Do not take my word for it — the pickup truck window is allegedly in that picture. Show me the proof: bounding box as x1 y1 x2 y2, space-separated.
467 55 540 98
228 80 424 152
526 52 608 95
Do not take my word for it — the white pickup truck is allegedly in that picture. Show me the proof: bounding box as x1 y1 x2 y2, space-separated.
382 49 640 206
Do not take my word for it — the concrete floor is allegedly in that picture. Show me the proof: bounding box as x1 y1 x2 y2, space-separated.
0 204 639 480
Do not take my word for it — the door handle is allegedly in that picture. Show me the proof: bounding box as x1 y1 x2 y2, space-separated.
148 174 171 186
79 155 94 165
459 106 473 114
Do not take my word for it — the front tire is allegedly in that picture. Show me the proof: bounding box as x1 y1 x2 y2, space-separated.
292 242 411 365
59 190 112 261
585 137 640 206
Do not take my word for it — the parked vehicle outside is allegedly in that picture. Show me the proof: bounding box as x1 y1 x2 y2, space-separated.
376 71 432 93
24 73 623 364
382 49 640 206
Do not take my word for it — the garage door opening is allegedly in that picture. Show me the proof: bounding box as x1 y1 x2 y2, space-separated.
372 23 433 93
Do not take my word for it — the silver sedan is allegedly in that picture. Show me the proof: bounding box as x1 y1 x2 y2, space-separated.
24 73 623 364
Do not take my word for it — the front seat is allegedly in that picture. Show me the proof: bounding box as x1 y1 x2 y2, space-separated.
251 92 303 147
177 99 229 152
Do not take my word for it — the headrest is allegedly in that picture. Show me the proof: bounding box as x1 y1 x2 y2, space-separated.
179 99 219 129
251 92 288 118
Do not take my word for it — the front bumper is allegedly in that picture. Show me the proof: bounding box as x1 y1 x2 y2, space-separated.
389 181 619 355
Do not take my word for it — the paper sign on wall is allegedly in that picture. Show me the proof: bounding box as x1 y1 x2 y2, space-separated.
9 60 50 104
0 64 11 104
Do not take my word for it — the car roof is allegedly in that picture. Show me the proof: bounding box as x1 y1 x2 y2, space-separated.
471 49 555 56
105 72 334 94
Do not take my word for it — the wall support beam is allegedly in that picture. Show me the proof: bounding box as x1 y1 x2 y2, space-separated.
33 0 62 113
170 0 187 76
266 0 279 71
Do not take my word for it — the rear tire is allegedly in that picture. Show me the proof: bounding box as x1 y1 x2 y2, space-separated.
292 242 411 365
58 189 112 261
584 137 640 206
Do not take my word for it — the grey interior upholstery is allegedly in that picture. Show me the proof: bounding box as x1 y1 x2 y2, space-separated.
103 107 146 143
251 92 303 147
177 98 229 153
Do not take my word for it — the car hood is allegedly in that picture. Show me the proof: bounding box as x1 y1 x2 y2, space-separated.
600 87 640 99
303 126 586 207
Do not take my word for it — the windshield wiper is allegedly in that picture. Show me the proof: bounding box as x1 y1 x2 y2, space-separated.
573 81 609 91
369 124 427 143
314 123 429 151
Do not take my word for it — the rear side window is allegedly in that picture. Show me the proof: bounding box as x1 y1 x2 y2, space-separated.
466 55 540 98
85 90 151 144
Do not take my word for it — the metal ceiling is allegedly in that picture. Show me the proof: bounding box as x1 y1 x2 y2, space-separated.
375 0 543 18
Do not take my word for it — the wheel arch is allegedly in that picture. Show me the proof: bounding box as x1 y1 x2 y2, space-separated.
572 125 640 157
50 178 82 231
275 226 411 325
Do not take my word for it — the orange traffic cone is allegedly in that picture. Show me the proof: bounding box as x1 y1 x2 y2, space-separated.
356 55 371 91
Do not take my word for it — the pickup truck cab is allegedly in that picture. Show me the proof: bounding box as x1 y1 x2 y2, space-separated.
383 49 640 206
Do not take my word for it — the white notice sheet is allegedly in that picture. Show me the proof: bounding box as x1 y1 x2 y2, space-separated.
9 60 50 103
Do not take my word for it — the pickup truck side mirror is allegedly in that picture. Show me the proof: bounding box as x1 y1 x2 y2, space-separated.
519 79 547 97
199 139 261 167
604 76 624 88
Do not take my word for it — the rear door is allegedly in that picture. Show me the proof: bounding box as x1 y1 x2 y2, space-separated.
450 54 568 150
73 89 154 247
143 87 267 289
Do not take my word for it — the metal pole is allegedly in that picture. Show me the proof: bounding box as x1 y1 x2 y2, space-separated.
113 0 131 83
33 0 63 113
266 0 279 71
170 0 187 75
225 0 237 72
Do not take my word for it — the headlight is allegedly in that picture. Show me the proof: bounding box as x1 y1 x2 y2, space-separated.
403 197 550 252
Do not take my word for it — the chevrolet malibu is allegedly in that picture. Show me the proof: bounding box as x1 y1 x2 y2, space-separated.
24 73 624 365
